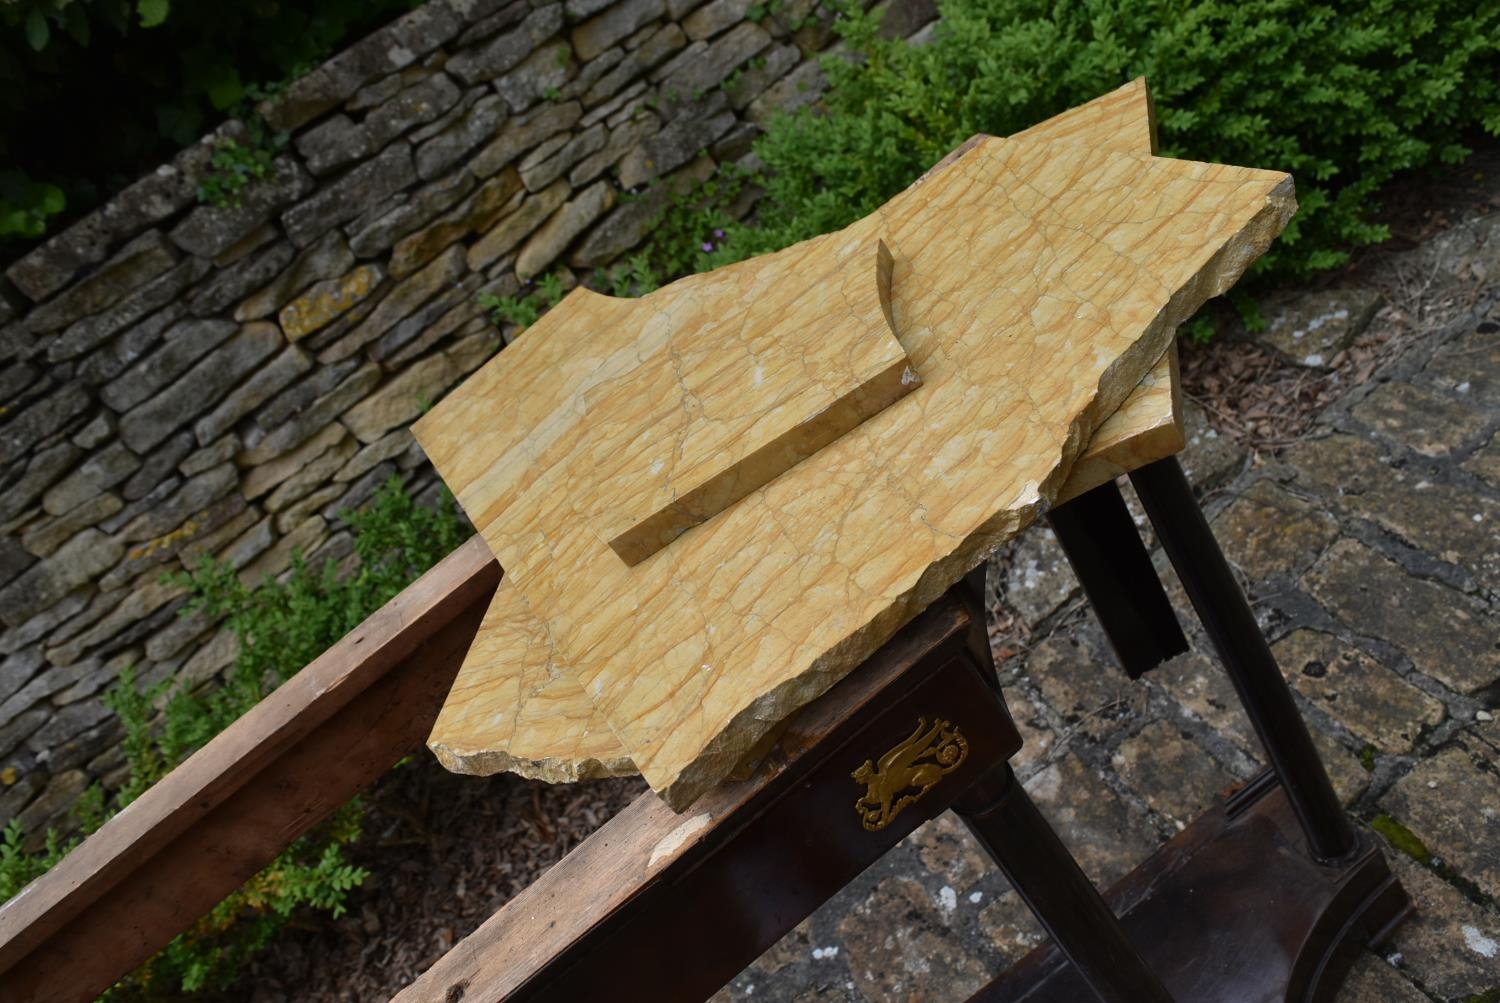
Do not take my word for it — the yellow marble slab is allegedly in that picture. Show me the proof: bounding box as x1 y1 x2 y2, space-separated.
419 80 1292 807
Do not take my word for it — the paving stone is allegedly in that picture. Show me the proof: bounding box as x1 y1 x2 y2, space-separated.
193 346 313 445
1287 432 1500 588
234 231 357 322
390 169 525 278
277 264 387 341
416 94 511 180
617 92 734 187
448 4 566 84
1022 632 1146 744
516 180 615 277
21 231 179 335
1274 629 1444 755
1211 478 1339 580
281 144 418 247
0 529 124 628
902 810 996 892
100 317 239 412
976 888 1046 963
118 322 284 453
260 2 464 130
470 100 584 178
1305 539 1498 695
469 180 571 270
121 429 194 501
1350 380 1491 458
320 245 468 362
836 876 988 1003
1111 719 1236 827
1025 751 1161 885
1000 524 1078 628
1377 854 1500 999
658 21 771 101
1424 323 1500 407
1383 741 1500 901
239 362 381 466
348 168 478 256
1251 287 1382 368
367 73 463 148
1147 650 1259 757
999 687 1058 779
0 383 91 466
1463 430 1500 489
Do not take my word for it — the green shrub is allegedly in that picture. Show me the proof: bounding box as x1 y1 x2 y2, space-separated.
688 0 1500 284
0 476 467 997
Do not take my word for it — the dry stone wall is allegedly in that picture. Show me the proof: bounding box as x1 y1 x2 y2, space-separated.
0 0 938 837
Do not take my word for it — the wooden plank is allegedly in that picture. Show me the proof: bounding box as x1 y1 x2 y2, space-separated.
419 80 1295 809
416 233 918 570
395 596 978 1003
0 537 498 1003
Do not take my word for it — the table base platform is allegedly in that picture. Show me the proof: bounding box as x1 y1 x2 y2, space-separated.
973 770 1411 1003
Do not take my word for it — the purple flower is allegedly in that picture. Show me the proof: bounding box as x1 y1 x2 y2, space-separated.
713 228 726 239
701 241 715 252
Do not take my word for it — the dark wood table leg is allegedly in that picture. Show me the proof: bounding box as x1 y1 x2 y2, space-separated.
1128 456 1356 862
953 763 1176 1003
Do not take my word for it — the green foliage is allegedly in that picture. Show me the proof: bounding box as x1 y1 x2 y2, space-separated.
665 0 1500 286
0 477 466 996
195 114 289 209
596 253 661 297
479 271 568 333
0 168 65 238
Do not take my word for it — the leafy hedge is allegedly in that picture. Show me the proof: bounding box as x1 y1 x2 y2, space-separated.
681 0 1500 285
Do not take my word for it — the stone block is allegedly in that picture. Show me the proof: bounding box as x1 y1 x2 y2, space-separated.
40 446 137 522
1372 854 1500 999
469 180 571 270
15 769 90 848
234 231 357 322
745 56 824 125
22 494 123 560
0 383 91 467
0 589 90 658
520 124 606 190
496 42 578 115
389 168 524 279
349 168 478 257
1111 719 1237 826
470 100 584 178
370 272 484 362
121 429 195 501
186 241 299 319
260 2 464 131
278 264 387 341
118 322 284 453
658 21 770 100
169 157 314 259
266 432 359 512
1305 539 1498 694
117 462 239 544
0 529 124 628
239 362 380 466
21 231 179 335
366 73 464 148
296 114 374 176
1025 751 1163 885
1383 740 1500 901
567 113 661 188
1463 431 1500 489
448 4 566 84
682 0 752 38
516 180 615 278
569 149 713 266
572 0 663 61
1178 398 1247 491
241 423 351 500
319 244 468 362
243 515 329 587
275 484 347 534
3 442 82 526
46 257 211 363
281 144 418 247
1350 380 1490 458
1424 323 1500 407
180 433 241 476
1252 287 1382 368
193 346 313 445
342 352 464 443
415 94 511 180
454 0 532 46
334 428 415 483
100 318 239 413
582 24 686 106
616 93 734 188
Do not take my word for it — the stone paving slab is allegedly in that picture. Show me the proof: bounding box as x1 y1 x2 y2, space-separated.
710 221 1500 1002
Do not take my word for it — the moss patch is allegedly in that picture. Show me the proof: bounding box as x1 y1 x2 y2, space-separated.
1369 813 1432 864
